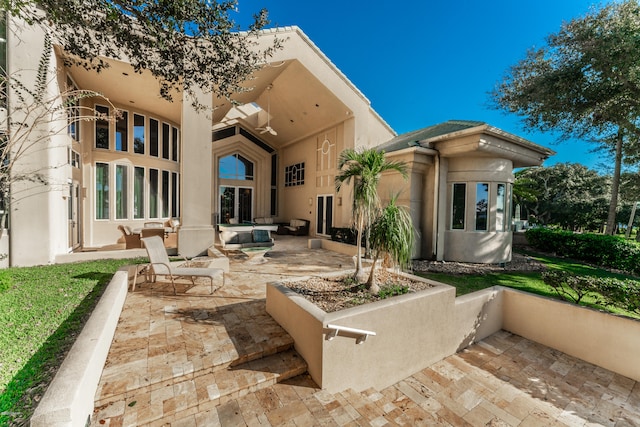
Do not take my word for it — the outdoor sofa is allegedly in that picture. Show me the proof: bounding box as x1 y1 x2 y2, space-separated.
219 228 275 250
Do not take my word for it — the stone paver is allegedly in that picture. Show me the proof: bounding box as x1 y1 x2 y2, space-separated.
92 235 640 426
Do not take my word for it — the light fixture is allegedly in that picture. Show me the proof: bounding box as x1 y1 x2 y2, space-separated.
308 198 313 206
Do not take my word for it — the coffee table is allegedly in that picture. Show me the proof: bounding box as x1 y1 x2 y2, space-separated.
240 246 272 262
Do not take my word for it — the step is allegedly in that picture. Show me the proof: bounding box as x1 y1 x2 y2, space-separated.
92 349 307 426
94 313 295 408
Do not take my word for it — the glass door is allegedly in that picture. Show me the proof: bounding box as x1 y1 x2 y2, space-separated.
316 194 333 236
219 186 253 223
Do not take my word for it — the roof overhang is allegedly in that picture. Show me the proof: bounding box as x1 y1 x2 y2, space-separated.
423 124 555 168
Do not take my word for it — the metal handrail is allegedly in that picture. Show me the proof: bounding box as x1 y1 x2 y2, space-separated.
325 324 377 344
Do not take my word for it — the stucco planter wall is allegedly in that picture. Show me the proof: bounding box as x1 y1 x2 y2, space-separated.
267 280 640 393
266 273 503 393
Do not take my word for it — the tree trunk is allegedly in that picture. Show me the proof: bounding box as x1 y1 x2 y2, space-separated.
605 131 623 235
353 216 367 283
366 252 379 294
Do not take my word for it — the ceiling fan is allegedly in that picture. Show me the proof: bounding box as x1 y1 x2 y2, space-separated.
256 84 278 136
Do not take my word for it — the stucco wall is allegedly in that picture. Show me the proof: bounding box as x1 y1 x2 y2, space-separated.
502 288 640 382
444 157 514 263
267 277 503 393
267 282 640 393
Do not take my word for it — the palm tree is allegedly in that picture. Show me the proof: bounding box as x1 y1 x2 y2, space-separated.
335 148 407 283
366 195 415 293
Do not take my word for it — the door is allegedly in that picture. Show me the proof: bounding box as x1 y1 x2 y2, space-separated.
219 186 253 223
68 182 80 250
316 194 333 236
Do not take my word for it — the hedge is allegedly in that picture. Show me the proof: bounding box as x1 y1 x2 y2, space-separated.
525 227 640 276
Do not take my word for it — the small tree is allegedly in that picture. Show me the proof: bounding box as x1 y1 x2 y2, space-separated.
335 148 407 283
366 195 415 294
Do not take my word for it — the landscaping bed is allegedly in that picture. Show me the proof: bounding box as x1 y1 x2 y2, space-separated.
284 269 433 312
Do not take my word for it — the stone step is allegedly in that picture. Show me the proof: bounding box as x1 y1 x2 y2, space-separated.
92 349 307 426
94 310 295 408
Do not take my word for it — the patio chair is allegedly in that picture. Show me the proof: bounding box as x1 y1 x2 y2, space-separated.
118 225 142 249
140 227 165 242
136 235 224 294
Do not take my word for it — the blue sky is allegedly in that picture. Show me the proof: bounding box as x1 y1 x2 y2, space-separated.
236 1 613 171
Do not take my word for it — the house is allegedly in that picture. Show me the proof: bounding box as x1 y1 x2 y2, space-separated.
0 16 553 267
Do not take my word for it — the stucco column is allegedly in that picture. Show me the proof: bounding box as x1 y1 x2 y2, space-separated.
178 88 215 257
435 157 448 261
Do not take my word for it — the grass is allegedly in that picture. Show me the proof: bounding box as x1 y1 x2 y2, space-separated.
0 258 144 426
416 250 640 319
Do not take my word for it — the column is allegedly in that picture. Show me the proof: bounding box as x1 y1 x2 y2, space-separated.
178 87 215 257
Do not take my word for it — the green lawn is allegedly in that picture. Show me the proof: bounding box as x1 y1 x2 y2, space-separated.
0 258 144 426
416 250 640 319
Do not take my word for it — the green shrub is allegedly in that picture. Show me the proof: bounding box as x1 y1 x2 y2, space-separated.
541 271 599 304
378 284 409 299
526 228 640 275
542 270 640 315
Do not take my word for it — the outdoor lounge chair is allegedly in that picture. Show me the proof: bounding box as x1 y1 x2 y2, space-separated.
135 235 224 294
118 225 142 249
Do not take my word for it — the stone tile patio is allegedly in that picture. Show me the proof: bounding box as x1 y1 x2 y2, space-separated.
91 235 640 426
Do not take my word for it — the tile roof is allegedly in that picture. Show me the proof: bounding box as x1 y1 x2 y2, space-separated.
377 120 486 153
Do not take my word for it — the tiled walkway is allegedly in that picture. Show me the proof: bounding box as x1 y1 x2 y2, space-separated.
92 236 640 426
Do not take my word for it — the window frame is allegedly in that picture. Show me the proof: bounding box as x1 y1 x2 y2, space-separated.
115 164 129 220
451 182 466 230
95 105 110 150
95 162 110 220
115 110 129 152
133 113 145 154
475 182 489 231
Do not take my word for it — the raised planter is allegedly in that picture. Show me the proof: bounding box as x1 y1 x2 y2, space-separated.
267 276 640 393
266 272 502 393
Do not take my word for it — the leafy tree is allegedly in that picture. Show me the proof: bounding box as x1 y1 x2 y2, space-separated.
2 0 279 104
491 1 640 235
366 195 414 294
335 148 407 283
516 163 610 230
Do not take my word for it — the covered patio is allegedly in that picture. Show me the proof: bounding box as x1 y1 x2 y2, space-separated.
87 235 640 426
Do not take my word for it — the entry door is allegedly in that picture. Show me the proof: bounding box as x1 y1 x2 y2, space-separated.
219 186 253 223
316 195 333 236
68 182 80 250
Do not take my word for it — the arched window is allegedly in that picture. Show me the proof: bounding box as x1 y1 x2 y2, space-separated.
219 154 254 180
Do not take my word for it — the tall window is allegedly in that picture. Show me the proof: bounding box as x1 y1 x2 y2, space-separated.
149 118 159 157
496 183 506 232
171 172 179 217
0 19 6 109
95 163 109 219
149 168 158 218
162 170 170 217
172 127 179 161
475 183 489 231
95 105 110 149
162 123 170 159
115 165 128 219
133 114 145 154
66 77 80 141
116 112 128 151
134 167 145 219
219 154 254 180
285 162 304 187
451 183 466 230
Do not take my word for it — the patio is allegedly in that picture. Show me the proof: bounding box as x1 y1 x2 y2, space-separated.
91 235 640 426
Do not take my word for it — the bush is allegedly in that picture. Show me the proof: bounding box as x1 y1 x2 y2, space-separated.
541 271 599 304
542 270 640 315
526 228 640 275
